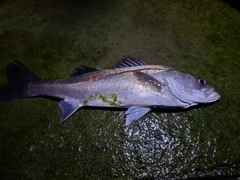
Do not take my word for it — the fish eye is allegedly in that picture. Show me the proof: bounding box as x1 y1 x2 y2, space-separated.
198 78 206 85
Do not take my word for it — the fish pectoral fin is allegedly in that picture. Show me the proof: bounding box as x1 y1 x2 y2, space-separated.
125 106 151 125
58 100 82 122
134 71 165 93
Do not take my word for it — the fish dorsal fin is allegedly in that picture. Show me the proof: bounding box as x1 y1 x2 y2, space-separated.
112 55 147 69
71 65 99 77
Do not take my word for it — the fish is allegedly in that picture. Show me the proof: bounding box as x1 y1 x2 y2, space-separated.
0 56 221 125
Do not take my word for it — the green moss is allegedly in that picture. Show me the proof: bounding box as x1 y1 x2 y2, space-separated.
99 94 121 106
81 100 88 105
88 94 98 100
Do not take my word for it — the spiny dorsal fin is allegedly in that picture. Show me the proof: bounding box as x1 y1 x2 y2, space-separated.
112 55 147 69
71 65 99 77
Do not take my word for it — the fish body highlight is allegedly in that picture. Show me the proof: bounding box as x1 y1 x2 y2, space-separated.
0 56 221 125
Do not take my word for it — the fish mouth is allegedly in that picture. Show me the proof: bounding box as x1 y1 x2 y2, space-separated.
203 87 215 97
203 87 221 102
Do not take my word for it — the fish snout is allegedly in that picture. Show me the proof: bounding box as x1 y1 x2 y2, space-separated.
201 86 221 103
203 87 215 97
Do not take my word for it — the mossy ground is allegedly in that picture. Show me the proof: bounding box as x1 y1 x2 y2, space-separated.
0 0 240 179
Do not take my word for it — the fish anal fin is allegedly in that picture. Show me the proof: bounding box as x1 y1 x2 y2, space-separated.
125 106 151 125
134 71 165 93
58 100 82 122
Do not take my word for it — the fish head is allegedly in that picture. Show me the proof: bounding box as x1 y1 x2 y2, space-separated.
164 69 221 107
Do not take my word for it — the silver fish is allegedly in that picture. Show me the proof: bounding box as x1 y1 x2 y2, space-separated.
0 56 220 125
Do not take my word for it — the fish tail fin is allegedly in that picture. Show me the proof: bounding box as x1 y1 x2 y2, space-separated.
0 60 40 101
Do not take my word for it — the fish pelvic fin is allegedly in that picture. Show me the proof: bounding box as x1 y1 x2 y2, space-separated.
58 100 82 122
125 106 151 125
0 60 41 101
